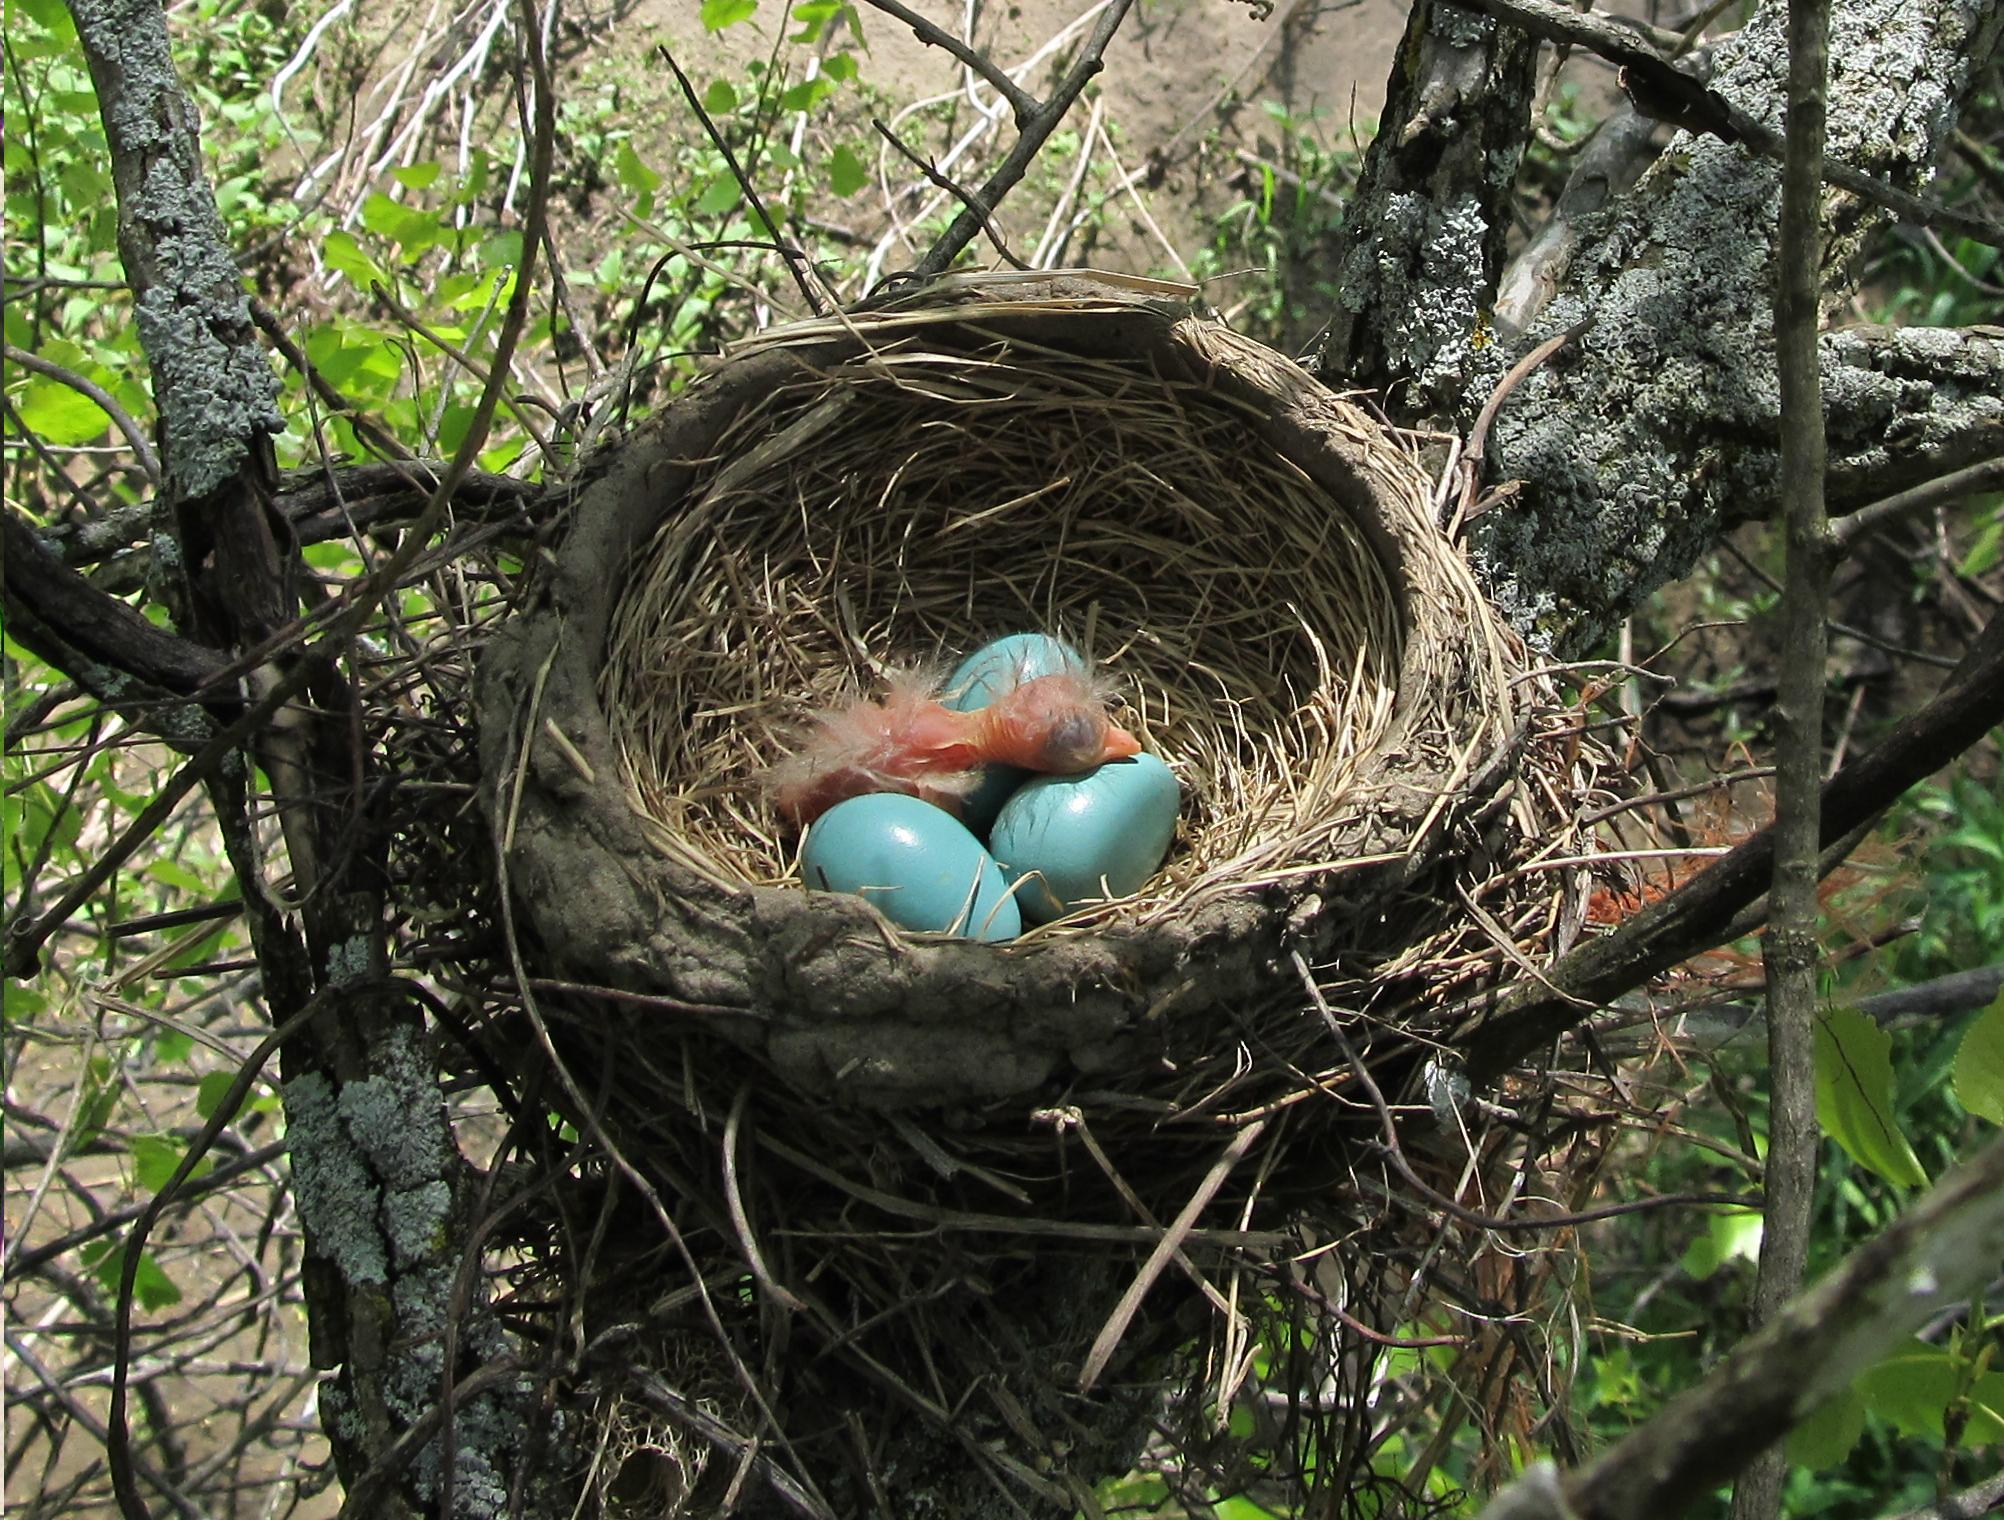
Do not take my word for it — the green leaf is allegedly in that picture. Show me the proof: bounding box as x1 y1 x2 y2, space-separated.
703 78 739 115
86 1241 183 1311
478 230 524 271
700 0 756 28
131 1132 210 1191
612 139 660 196
392 161 443 190
696 177 741 216
74 1055 120 1152
152 1030 195 1066
16 375 113 445
1856 1343 2004 1445
828 143 868 199
778 76 834 113
323 230 391 292
195 1070 244 1124
790 0 845 42
822 50 858 83
1788 1385 1866 1468
1679 1206 1763 1280
1814 1004 1929 1187
1953 994 2004 1123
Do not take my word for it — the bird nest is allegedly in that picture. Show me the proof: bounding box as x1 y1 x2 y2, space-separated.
472 271 1616 1515
480 272 1529 1107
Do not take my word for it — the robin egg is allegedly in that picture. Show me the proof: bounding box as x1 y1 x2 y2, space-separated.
988 752 1180 924
800 793 1021 941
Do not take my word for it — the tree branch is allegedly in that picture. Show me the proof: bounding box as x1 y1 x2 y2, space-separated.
1458 607 2004 1085
4 511 229 699
908 0 1136 279
1448 0 2004 247
1476 1129 2004 1518
1471 0 2004 650
1312 0 1540 405
1733 0 1832 1508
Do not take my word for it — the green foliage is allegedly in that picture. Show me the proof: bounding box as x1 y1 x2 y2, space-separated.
1814 1003 1930 1188
1952 995 2004 1123
1188 101 1359 349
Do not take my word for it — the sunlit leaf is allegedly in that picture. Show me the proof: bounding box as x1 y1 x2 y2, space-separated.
322 230 391 292
700 0 756 29
703 78 739 115
1953 993 2004 1123
16 375 112 445
1814 1004 1929 1188
392 161 443 190
828 144 868 198
1679 1206 1763 1280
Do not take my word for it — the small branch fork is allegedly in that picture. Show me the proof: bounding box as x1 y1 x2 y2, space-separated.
885 0 1138 279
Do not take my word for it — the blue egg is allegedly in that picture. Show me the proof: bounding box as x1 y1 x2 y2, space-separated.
941 633 1086 712
941 634 1087 833
800 794 1021 941
988 752 1179 924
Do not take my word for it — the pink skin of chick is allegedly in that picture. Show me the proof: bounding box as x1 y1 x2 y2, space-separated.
768 670 1140 829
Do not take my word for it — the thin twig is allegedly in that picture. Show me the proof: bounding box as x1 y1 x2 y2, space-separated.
1832 454 2004 547
657 43 828 316
912 0 1137 278
857 0 1036 123
871 117 1030 270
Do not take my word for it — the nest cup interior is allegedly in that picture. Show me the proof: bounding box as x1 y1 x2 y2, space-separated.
601 329 1408 927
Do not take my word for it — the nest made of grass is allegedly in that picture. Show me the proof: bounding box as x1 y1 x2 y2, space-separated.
596 277 1490 934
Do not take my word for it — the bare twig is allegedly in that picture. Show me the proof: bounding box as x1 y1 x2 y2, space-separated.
1833 454 2004 547
872 117 1031 270
911 0 1137 278
657 43 828 316
857 0 1036 123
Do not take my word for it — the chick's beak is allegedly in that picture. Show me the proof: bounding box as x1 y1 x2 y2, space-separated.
1101 724 1142 761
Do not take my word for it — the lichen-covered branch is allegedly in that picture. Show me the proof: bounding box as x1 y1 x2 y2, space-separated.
1470 0 2004 651
64 0 281 510
59 0 569 1513
1312 0 1540 406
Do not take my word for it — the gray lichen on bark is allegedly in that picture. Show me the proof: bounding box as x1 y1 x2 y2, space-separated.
1471 0 2003 651
65 0 282 503
1315 0 1541 404
285 1020 537 1517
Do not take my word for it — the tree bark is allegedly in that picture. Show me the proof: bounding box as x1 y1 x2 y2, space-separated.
1314 0 1541 407
1466 0 2004 650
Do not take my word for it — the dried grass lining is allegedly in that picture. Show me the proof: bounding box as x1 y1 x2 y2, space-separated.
600 287 1480 928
